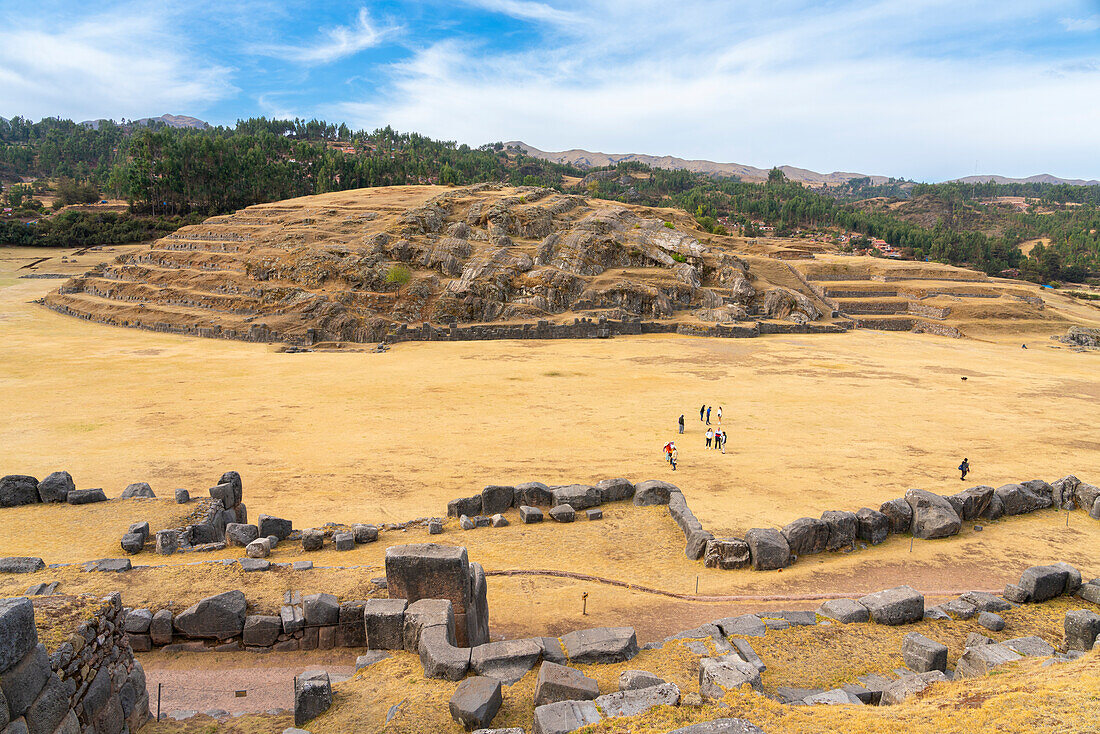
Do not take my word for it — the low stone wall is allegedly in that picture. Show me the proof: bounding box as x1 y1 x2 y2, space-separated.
0 592 149 734
910 320 963 338
908 302 952 319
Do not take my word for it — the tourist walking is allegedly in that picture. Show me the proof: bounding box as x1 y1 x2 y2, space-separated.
959 458 970 481
713 428 722 450
706 406 711 425
721 430 728 454
670 444 678 471
678 414 685 434
664 442 674 464
700 405 705 422
705 427 714 448
717 406 723 424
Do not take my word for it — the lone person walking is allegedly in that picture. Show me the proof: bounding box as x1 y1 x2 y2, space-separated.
959 458 970 481
670 444 678 471
706 406 711 425
678 414 685 434
700 405 705 422
717 406 723 424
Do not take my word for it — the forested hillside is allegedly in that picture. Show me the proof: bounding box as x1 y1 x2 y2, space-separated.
1 115 1096 282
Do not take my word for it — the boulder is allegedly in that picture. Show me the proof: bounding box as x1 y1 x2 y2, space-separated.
519 505 544 523
246 538 271 558
1003 583 1029 603
350 523 378 543
781 517 828 557
120 482 156 499
1052 562 1082 596
857 586 924 625
450 676 502 730
1051 475 1080 507
965 632 993 647
24 673 69 734
959 591 1013 613
978 612 1005 631
0 557 46 574
209 483 236 510
224 523 259 547
2 643 51 719
303 593 340 627
0 475 40 507
156 530 180 555
514 482 553 507
150 609 174 645
729 638 766 672
218 470 244 505
562 627 639 664
175 488 190 504
664 720 766 734
294 670 332 727
333 531 354 551
66 488 107 505
301 529 323 551
802 688 864 705
81 558 131 572
355 651 390 671
449 495 483 518
243 615 281 647
703 538 751 569
125 608 153 634
820 510 857 551
905 488 961 539
490 514 509 528
534 661 599 705
419 625 472 680
0 597 38 672
549 504 575 523
173 590 247 640
1019 565 1070 602
994 483 1051 516
481 486 515 515
1002 636 1056 657
551 485 601 511
901 633 947 672
1079 582 1100 605
258 515 292 540
532 700 601 734
618 670 667 691
817 598 870 624
879 498 912 533
714 614 766 638
744 528 790 570
585 508 603 521
1074 482 1100 512
460 515 476 530
596 478 635 502
470 639 542 684
980 492 1005 521
429 519 443 534
364 598 407 650
1064 609 1100 652
855 507 889 545
946 486 995 521
633 480 680 506
879 670 946 704
1021 479 1053 501
685 529 713 560
538 637 568 665
698 656 763 699
37 472 74 503
128 521 151 542
595 682 680 718
955 643 1022 678
940 598 977 619
403 599 455 652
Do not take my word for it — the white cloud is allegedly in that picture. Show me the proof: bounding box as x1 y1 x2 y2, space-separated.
335 0 1100 181
0 10 235 122
461 0 581 26
1061 15 1100 32
255 7 389 65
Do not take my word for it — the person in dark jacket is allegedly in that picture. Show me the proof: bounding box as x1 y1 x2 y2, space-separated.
706 406 711 425
959 458 970 481
678 414 685 434
700 405 705 422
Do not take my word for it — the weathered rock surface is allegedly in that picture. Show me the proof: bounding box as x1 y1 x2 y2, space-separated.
66 488 107 505
703 538 751 569
514 482 554 507
0 475 40 507
450 676 502 731
698 656 763 699
549 504 575 523
945 485 995 521
817 598 870 624
618 670 667 691
595 682 680 718
470 639 542 684
781 517 828 557
858 586 924 625
905 489 961 539
855 507 889 545
519 505 544 523
902 632 948 672
820 510 857 551
1064 609 1100 651
534 662 599 705
174 591 247 640
879 498 912 533
664 719 766 734
1019 565 1070 602
994 483 1051 516
294 670 331 726
36 472 74 503
562 627 638 664
481 485 515 515
364 598 408 650
532 700 601 734
955 643 1022 678
879 670 946 704
120 482 156 499
596 478 634 502
744 528 790 570
0 557 46 574
633 480 680 506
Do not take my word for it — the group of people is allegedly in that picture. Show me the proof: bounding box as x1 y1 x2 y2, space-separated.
705 426 727 453
667 403 727 469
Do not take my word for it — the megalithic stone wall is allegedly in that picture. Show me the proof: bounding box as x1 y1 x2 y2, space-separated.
384 544 490 648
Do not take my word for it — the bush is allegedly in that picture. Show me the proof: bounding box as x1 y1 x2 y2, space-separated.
663 221 674 229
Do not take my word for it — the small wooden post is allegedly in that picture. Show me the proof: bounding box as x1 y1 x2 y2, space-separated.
582 592 588 615
156 683 162 721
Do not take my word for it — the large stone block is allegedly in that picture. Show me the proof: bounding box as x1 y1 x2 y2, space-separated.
173 590 247 640
0 557 45 574
280 605 304 636
744 528 790 570
534 661 599 705
403 599 455 651
1 643 50 719
549 505 575 522
955 643 1022 678
209 482 236 510
551 485 601 511
532 700 601 734
257 515 292 540
994 483 1051 516
714 614 765 638
301 529 323 551
120 482 156 499
352 524 378 544
124 609 153 634
781 518 828 557
65 488 106 505
703 538 750 569
596 478 635 502
0 476 40 508
663 720 765 734
448 495 483 518
595 682 680 718
901 632 948 672
905 489 961 539
338 600 368 647
519 506 544 523
945 485 994 521
224 523 259 547
242 615 280 647
155 530 180 555
1074 482 1100 512
879 670 946 704
470 639 541 684
685 529 714 560
466 562 490 647
561 627 638 664
857 586 924 625
618 670 667 691
855 507 889 545
481 486 514 515
514 482 553 507
632 480 680 506
1019 565 1070 602
1064 609 1100 652
24 674 68 734
0 597 38 672
1002 635 1056 657
820 510 857 551
419 625 471 680
817 598 870 624
36 472 74 504
303 593 340 627
150 609 173 645
879 498 912 533
699 656 762 699
294 670 331 727
450 676 502 730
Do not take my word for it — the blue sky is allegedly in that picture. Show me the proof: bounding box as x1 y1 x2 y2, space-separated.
1 0 1099 181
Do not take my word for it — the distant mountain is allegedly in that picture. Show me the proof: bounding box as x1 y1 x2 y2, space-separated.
80 114 210 131
951 174 1100 186
505 141 892 186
